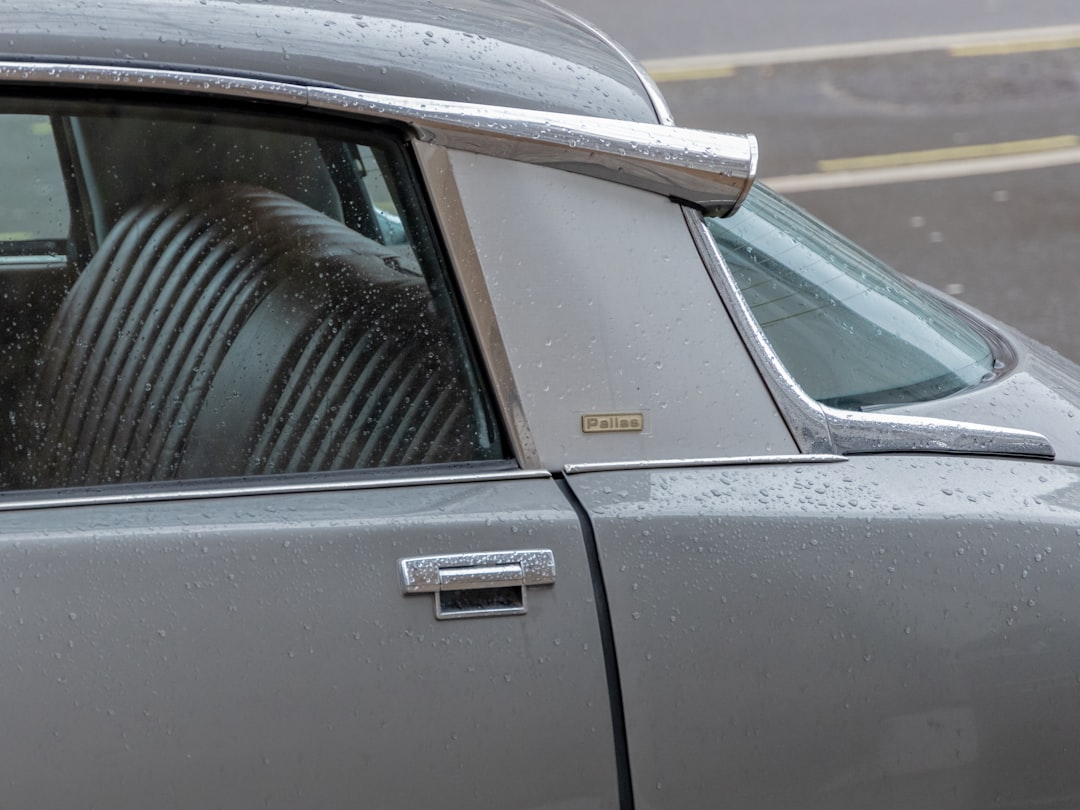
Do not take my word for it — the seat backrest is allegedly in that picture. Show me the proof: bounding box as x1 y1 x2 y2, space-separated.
10 184 482 489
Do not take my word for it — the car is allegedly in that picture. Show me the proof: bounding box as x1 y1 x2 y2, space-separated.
2 0 1080 807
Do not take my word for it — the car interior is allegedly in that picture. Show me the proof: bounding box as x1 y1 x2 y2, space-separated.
0 97 504 490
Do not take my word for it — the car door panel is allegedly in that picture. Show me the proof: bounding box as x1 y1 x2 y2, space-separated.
0 474 618 808
570 456 1080 810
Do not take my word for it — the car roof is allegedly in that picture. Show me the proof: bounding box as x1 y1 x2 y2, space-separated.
0 0 661 123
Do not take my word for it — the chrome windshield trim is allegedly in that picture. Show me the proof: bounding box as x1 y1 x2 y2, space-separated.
686 206 833 453
0 61 756 217
413 141 542 471
563 454 847 475
0 468 550 512
686 207 1056 460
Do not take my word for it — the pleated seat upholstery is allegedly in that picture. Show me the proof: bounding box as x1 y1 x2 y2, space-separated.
11 184 483 488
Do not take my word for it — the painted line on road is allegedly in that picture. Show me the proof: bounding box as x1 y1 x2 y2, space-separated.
951 35 1080 57
764 145 1080 194
648 63 736 82
817 135 1080 173
642 24 1080 82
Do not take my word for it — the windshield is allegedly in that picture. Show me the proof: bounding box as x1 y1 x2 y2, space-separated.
705 186 997 411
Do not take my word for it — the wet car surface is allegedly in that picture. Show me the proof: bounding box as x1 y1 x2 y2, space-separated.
2 1 1080 808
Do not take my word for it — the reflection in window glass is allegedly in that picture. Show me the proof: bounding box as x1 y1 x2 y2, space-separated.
1 102 504 490
355 145 407 245
706 186 996 410
0 114 69 246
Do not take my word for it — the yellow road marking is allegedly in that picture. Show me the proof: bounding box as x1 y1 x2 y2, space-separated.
641 24 1080 83
30 121 52 136
951 36 1080 57
766 145 1080 194
0 232 35 241
817 135 1080 173
646 63 736 83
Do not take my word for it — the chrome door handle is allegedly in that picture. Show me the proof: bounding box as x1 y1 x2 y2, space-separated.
398 550 555 619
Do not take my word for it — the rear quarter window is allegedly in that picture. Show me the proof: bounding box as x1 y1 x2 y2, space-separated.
706 186 998 411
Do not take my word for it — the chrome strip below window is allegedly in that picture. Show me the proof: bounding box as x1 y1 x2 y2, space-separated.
563 454 848 475
0 468 550 512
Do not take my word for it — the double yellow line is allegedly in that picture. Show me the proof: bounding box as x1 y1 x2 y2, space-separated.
641 25 1080 191
951 35 1080 57
642 25 1080 84
764 135 1080 194
817 135 1080 174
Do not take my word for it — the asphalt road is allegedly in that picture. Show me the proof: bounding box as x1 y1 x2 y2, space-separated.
558 2 1080 362
557 0 1080 59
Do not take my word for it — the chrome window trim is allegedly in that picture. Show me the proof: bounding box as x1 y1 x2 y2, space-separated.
0 61 756 217
684 207 1056 460
413 141 542 471
683 206 834 454
0 468 550 512
0 61 312 103
563 454 848 475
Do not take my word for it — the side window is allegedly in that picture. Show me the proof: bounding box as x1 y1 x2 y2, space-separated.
1 100 506 490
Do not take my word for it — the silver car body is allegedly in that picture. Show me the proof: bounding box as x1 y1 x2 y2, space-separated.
2 1 1080 808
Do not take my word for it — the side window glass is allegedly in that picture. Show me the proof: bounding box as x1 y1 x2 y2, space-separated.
2 102 506 491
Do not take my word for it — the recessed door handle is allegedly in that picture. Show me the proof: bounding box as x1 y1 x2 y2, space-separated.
399 550 555 619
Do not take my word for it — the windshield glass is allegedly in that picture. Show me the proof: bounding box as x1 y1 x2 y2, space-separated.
705 186 997 411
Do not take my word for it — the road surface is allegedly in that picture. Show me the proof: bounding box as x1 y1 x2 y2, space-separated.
558 1 1080 361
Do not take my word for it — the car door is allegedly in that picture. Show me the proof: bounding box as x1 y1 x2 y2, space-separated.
1 473 619 808
0 94 619 808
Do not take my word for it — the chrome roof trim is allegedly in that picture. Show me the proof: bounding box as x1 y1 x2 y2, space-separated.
0 60 311 103
0 468 550 512
563 454 847 475
0 61 756 217
312 88 757 216
0 0 662 121
686 207 1057 460
541 0 677 127
413 141 542 470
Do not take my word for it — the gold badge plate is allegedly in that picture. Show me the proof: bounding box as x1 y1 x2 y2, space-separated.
581 412 645 434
